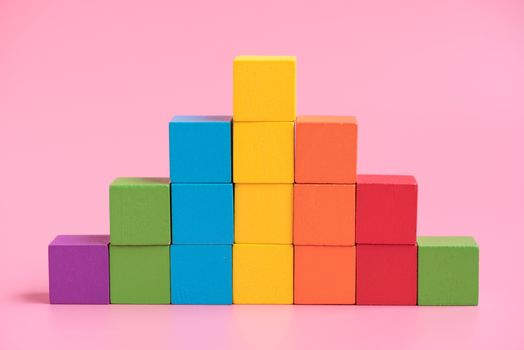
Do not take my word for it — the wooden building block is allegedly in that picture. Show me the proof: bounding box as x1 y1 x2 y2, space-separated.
233 122 294 183
48 235 109 304
294 184 355 246
356 175 417 244
171 184 233 244
418 236 479 306
295 116 357 184
234 184 293 244
171 245 232 305
356 244 417 305
233 244 293 304
110 177 171 245
233 56 296 122
169 116 232 183
294 246 356 304
110 246 170 304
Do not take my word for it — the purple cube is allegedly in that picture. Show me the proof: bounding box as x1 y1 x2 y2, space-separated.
48 235 110 304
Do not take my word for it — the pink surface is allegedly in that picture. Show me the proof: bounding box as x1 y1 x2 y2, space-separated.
1 0 523 349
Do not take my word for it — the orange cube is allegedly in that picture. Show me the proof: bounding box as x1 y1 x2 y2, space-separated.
295 116 358 184
294 246 356 304
294 184 355 245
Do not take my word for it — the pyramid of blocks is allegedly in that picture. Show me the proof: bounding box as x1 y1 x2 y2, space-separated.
48 56 479 306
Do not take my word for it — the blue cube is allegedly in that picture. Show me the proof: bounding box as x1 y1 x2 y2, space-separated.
169 116 232 183
170 245 232 304
171 183 233 244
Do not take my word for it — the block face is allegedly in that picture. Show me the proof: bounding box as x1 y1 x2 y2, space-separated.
170 245 232 305
169 116 232 183
294 246 356 305
417 236 477 247
356 245 417 305
171 184 233 244
234 184 293 244
294 184 355 246
110 177 171 245
233 122 294 183
417 236 479 306
295 116 357 184
356 174 417 244
50 234 110 246
48 235 109 304
109 246 170 304
233 56 296 122
233 244 293 304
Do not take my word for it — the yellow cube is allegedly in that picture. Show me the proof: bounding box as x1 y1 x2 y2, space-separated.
233 122 294 183
233 244 293 304
233 56 296 122
235 184 293 244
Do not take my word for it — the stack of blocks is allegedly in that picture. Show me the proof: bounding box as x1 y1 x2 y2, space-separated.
169 116 233 304
47 55 479 306
109 177 171 304
232 56 295 304
294 116 358 304
355 175 418 305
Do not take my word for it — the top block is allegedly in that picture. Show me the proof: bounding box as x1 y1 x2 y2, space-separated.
169 116 232 183
356 175 417 244
417 236 479 306
233 56 296 122
295 116 358 184
110 177 171 245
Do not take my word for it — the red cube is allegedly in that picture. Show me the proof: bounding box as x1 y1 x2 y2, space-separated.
356 174 417 244
356 244 417 305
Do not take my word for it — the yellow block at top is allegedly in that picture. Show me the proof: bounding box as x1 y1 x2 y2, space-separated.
233 244 294 304
233 121 294 183
233 56 296 122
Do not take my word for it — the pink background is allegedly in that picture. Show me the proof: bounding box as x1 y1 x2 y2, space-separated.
1 0 523 349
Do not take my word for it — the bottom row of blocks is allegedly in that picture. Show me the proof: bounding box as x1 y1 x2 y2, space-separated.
49 236 479 305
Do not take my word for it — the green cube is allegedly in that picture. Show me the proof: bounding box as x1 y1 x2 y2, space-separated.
110 246 170 304
110 177 171 245
417 236 479 306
